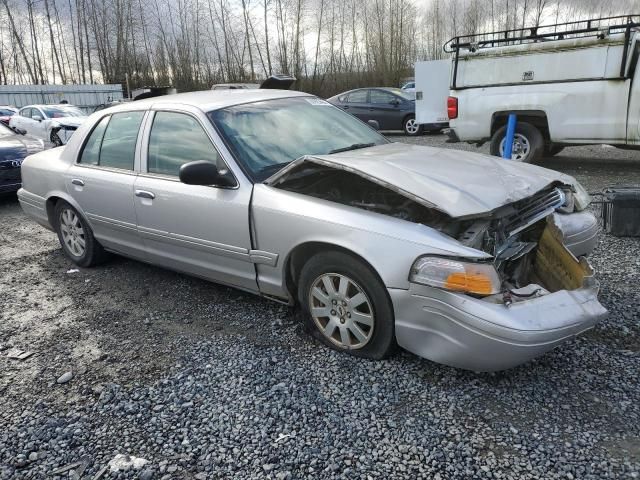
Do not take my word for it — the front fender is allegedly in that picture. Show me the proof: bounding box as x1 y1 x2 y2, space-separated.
251 184 488 298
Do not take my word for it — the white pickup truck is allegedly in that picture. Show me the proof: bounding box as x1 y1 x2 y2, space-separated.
445 15 640 163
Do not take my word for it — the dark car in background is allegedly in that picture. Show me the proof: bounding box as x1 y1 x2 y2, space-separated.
327 87 429 136
0 123 44 195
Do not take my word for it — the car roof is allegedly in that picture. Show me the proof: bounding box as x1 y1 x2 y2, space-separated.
107 89 313 113
20 104 78 109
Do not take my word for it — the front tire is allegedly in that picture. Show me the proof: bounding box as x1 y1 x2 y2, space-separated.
490 122 544 163
50 130 63 147
403 116 422 136
54 200 107 267
298 251 396 359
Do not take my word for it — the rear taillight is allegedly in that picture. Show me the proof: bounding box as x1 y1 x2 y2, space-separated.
447 96 458 119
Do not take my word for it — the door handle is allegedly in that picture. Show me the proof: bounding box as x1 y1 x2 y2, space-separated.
135 190 155 200
343 106 349 109
71 178 84 186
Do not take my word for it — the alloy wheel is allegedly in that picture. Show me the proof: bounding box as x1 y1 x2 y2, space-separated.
405 118 419 135
499 133 531 161
308 273 374 349
59 208 86 257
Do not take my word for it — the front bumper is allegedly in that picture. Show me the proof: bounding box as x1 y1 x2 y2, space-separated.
391 283 606 372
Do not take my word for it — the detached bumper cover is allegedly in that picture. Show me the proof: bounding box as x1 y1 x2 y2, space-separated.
391 283 606 371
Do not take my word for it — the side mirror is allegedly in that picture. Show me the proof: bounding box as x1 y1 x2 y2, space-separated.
179 160 236 187
32 115 42 122
367 119 380 130
389 99 400 106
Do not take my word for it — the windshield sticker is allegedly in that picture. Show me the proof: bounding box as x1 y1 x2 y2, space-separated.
305 98 331 106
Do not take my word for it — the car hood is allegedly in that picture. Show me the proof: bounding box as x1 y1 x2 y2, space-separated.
51 117 87 127
265 143 579 218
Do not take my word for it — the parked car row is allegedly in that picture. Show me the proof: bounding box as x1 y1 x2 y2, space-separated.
327 87 447 136
9 104 87 147
16 89 604 371
0 122 44 194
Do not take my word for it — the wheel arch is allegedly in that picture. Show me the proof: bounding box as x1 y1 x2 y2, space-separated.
45 191 91 230
491 110 550 141
283 241 389 304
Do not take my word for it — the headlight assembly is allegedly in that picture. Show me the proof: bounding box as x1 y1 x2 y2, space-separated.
410 256 501 296
572 181 591 211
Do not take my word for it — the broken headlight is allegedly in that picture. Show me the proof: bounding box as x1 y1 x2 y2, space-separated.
410 256 501 296
572 182 591 211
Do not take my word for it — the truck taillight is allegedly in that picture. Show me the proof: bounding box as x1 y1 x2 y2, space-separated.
447 96 458 119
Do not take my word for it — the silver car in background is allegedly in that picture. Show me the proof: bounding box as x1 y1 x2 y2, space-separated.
17 89 606 371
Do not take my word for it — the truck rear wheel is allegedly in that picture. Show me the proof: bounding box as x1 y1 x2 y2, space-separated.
490 122 544 163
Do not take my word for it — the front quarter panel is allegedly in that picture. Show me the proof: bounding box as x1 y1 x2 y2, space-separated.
251 184 489 298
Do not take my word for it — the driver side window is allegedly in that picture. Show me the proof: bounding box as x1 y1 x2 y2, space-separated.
147 111 226 176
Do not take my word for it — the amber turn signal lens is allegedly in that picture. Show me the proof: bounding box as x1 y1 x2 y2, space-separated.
444 273 495 295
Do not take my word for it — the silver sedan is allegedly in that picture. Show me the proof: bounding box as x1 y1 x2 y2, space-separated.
17 90 606 371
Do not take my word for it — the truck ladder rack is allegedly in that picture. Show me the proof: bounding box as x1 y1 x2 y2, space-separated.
445 14 640 89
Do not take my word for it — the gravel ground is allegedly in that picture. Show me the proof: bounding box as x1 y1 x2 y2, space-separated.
1 135 640 479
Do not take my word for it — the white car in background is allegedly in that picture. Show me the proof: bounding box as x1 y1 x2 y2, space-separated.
10 105 87 146
401 81 415 93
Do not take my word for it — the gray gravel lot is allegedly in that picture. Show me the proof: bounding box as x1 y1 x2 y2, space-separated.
1 135 640 479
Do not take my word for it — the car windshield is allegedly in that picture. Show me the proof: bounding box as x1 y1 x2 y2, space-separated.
42 106 85 118
208 97 388 181
0 108 15 116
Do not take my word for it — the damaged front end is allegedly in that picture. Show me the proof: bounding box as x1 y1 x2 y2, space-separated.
268 157 600 306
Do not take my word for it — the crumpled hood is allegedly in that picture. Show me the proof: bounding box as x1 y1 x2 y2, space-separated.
267 143 578 218
51 116 87 127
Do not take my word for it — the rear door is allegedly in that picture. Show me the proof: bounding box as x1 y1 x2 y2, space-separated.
133 106 258 291
342 89 370 121
64 110 147 259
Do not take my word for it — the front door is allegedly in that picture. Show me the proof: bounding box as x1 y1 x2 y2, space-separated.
368 89 402 130
16 108 39 139
64 110 147 259
133 108 258 292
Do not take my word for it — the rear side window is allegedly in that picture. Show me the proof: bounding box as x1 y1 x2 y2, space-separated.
79 111 144 170
20 108 32 118
79 116 110 165
347 90 368 103
147 111 224 176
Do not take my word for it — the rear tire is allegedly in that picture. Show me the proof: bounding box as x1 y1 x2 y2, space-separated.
490 122 544 163
403 116 422 136
54 200 108 267
297 251 396 360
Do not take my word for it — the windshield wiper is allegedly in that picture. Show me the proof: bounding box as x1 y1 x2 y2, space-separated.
328 142 375 154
